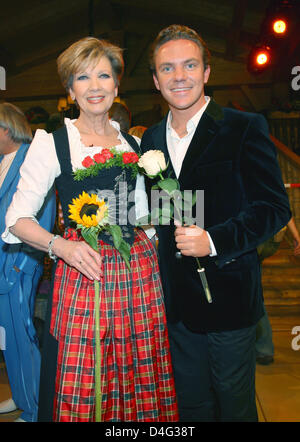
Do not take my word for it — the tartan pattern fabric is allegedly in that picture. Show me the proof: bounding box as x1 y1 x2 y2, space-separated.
50 227 178 422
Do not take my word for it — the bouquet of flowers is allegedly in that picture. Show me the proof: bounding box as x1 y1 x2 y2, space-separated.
138 150 212 304
73 148 139 181
69 191 131 270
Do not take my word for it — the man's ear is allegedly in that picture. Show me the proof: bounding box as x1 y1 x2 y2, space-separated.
153 73 160 91
204 65 210 84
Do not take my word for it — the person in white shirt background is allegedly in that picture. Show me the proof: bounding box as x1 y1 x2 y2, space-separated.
0 102 55 422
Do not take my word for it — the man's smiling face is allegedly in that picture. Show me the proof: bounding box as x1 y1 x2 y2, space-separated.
153 39 210 116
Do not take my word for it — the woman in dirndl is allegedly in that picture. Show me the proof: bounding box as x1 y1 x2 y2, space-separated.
2 37 178 422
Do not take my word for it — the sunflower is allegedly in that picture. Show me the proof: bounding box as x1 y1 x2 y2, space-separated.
68 191 108 228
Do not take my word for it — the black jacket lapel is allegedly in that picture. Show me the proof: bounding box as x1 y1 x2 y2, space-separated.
179 99 224 182
152 113 177 179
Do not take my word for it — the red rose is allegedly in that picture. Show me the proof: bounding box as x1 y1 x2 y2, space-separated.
122 153 132 164
82 156 95 168
129 152 139 163
122 152 139 164
101 148 114 160
93 153 107 164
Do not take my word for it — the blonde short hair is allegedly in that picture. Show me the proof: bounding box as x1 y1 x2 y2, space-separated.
57 37 124 90
0 102 32 144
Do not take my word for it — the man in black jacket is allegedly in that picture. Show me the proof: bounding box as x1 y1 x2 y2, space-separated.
140 25 291 421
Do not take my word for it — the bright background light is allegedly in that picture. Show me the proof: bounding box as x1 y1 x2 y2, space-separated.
273 19 287 34
256 52 268 65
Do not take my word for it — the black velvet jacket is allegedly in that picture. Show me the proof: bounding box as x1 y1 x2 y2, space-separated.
141 99 291 333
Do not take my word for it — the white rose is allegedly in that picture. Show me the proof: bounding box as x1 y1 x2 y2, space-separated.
138 150 167 176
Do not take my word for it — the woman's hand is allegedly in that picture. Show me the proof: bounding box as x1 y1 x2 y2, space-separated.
53 236 103 280
9 218 103 280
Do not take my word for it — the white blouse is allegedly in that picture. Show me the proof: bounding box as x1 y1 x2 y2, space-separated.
2 118 153 244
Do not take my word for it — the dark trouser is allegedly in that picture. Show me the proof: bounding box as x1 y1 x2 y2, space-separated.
255 305 274 357
37 265 58 422
168 321 258 422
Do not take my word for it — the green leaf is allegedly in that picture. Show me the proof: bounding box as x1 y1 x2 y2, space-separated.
157 178 179 195
160 205 174 225
181 191 195 209
117 239 131 270
106 225 131 270
192 191 197 206
149 207 162 224
106 225 122 249
81 227 99 252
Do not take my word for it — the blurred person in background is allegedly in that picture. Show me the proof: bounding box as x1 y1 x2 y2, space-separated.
0 102 55 422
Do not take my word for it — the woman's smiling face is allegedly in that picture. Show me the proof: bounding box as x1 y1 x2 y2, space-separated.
70 56 118 118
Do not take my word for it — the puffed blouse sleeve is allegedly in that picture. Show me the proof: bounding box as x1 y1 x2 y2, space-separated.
2 129 61 244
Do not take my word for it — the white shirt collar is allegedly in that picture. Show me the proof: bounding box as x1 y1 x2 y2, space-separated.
167 96 210 135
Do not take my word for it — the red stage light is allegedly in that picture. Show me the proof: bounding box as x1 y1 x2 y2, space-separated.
272 19 287 34
248 45 272 73
256 52 269 65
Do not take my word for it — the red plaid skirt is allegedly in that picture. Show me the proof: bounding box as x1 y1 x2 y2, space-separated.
50 228 178 422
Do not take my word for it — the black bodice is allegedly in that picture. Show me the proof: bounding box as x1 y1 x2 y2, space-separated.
52 125 140 247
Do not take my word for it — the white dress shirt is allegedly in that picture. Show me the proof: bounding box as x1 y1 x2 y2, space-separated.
166 97 210 178
166 97 217 256
2 118 153 244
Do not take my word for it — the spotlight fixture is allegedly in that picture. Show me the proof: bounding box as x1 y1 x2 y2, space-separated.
256 51 269 65
247 0 299 75
272 19 287 34
266 0 293 37
247 45 272 74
